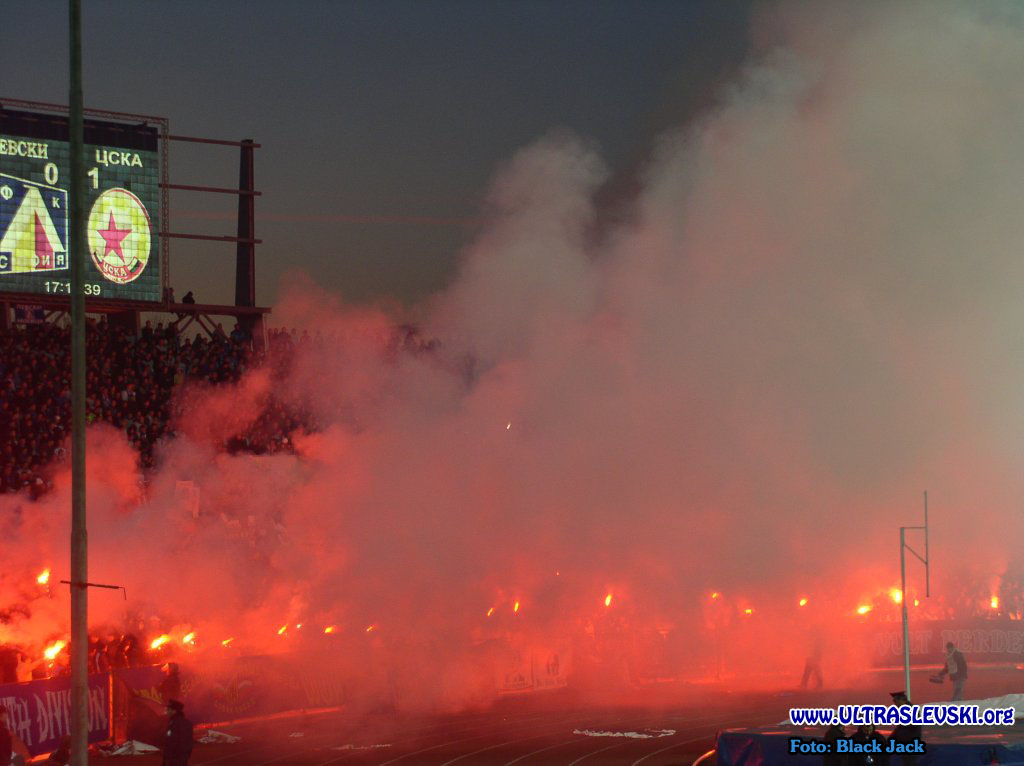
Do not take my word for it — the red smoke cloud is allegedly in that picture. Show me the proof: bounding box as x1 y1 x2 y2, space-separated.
4 0 1024 709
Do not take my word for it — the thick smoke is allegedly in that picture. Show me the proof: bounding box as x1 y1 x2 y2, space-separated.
4 0 1024 709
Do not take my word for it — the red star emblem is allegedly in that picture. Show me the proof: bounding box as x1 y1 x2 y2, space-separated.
98 211 132 263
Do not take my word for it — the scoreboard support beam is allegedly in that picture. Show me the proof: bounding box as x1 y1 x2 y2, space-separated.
234 138 260 340
235 139 256 308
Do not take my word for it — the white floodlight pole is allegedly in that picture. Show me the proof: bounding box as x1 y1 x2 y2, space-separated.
900 491 930 702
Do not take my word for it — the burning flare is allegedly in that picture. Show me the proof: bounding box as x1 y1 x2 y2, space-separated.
43 640 66 661
991 596 1000 610
890 588 903 604
366 624 377 633
856 605 872 615
324 625 337 634
37 568 50 585
604 593 613 607
743 607 753 615
513 600 520 613
485 607 494 617
277 624 288 635
182 632 195 645
221 638 234 647
150 634 170 650
710 591 720 600
798 597 808 607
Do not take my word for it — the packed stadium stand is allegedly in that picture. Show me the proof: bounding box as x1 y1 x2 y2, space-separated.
0 319 313 496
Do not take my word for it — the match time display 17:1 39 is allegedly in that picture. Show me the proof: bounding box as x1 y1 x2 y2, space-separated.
44 281 102 296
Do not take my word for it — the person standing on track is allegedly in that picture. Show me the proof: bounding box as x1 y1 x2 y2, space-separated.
0 706 13 766
886 691 922 766
801 636 824 690
43 735 70 765
162 699 193 766
159 662 182 704
821 721 848 766
933 642 967 701
850 723 888 766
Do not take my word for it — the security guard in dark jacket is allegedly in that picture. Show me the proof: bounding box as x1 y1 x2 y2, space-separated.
0 707 12 766
159 663 182 704
822 722 848 766
162 699 193 766
850 723 889 766
886 691 922 766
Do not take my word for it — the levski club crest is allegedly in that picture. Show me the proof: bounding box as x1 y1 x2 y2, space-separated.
0 174 68 275
87 188 152 284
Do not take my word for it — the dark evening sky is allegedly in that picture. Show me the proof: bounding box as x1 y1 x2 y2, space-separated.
2 0 753 308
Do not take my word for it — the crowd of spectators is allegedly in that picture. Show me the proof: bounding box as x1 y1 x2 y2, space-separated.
0 314 449 497
0 316 317 496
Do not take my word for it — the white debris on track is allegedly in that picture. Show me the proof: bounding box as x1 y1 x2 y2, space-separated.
331 743 393 751
98 740 161 756
573 729 676 739
198 730 242 744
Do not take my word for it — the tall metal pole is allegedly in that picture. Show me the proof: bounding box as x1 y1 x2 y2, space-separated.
924 491 930 597
69 0 89 763
900 528 911 699
899 492 931 704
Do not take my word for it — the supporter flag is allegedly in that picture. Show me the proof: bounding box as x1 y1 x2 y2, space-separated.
13 304 44 323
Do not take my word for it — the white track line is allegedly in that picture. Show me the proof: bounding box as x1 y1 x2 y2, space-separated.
501 737 586 765
629 733 723 766
442 710 666 766
254 703 781 766
373 712 593 766
567 741 626 766
248 709 553 766
439 733 562 766
315 710 573 766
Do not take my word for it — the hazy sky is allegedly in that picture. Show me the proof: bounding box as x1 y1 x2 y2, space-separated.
2 0 753 308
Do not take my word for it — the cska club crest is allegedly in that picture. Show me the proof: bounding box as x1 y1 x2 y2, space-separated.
87 187 152 284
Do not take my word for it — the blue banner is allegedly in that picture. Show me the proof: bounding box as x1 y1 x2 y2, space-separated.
13 303 44 323
0 655 352 755
0 674 110 756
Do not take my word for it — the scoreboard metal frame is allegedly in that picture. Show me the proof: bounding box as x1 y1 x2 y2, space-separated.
0 99 169 304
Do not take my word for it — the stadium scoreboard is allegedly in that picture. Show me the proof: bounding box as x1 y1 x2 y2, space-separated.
0 108 162 302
